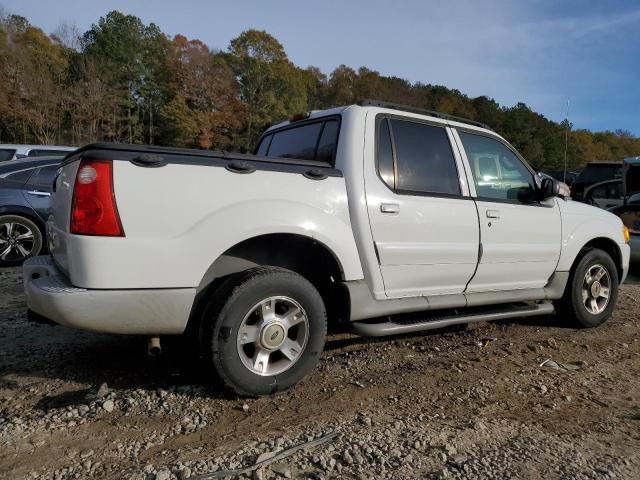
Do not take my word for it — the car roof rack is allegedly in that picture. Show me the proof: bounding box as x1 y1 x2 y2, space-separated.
357 99 492 130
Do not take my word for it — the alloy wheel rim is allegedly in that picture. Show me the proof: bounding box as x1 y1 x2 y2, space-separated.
0 222 35 261
236 296 309 376
581 264 611 315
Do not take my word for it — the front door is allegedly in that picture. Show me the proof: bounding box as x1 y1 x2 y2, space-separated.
364 115 480 298
454 130 561 292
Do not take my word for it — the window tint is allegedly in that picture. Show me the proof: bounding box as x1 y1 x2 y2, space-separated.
315 120 339 163
259 118 340 164
256 135 272 156
4 168 33 184
0 149 16 162
588 182 624 209
267 122 323 161
576 165 622 183
377 119 394 188
27 165 58 189
390 119 460 195
27 149 70 157
458 131 536 203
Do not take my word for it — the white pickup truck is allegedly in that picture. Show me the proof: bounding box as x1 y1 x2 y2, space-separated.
24 101 631 396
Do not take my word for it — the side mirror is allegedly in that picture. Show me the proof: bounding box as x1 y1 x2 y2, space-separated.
539 177 561 200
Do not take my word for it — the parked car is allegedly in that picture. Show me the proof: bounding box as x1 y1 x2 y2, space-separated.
571 161 623 202
23 101 630 396
0 144 75 162
584 156 640 263
544 170 579 186
0 157 62 266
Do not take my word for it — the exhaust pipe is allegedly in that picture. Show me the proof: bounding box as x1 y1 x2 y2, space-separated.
148 336 162 356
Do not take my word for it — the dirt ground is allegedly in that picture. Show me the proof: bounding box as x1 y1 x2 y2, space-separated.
1 266 639 479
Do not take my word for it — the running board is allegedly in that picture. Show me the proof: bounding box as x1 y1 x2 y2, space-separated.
350 302 555 337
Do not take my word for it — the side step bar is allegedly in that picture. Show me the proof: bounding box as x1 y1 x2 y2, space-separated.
350 302 555 337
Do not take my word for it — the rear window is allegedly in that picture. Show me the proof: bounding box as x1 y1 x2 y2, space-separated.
0 149 16 162
256 118 340 164
576 165 622 183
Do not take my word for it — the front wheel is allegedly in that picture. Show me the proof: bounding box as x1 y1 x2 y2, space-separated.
555 248 619 328
202 267 327 396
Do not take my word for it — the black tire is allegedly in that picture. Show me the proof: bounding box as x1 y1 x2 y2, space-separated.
201 266 327 396
555 248 619 328
0 215 43 267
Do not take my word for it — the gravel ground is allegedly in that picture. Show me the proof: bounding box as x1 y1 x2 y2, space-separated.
1 266 640 479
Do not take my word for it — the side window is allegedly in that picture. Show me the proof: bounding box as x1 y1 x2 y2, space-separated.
28 149 71 157
390 119 460 196
267 123 323 161
377 118 395 188
458 131 537 204
256 135 272 156
0 149 16 162
26 165 58 190
258 118 340 164
587 182 624 209
3 168 33 184
315 120 339 163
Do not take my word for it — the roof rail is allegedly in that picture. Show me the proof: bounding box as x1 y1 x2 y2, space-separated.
357 99 492 130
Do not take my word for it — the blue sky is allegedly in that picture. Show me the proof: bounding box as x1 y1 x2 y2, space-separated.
3 0 640 135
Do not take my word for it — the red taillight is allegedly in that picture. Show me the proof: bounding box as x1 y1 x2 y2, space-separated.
71 159 124 236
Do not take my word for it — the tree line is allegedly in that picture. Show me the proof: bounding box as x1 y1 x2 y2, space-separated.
0 10 638 171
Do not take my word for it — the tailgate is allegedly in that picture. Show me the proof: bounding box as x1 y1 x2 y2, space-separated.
48 157 80 274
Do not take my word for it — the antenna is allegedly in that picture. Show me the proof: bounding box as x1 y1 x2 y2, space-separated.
563 97 570 184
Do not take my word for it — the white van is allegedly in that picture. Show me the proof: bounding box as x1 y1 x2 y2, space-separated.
0 144 76 162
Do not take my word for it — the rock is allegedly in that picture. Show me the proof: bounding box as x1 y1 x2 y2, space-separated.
343 450 354 465
272 464 292 478
444 445 457 456
253 468 264 480
241 403 249 413
155 470 171 480
102 400 115 413
546 338 558 349
539 385 548 395
179 467 191 479
256 451 277 464
95 382 110 399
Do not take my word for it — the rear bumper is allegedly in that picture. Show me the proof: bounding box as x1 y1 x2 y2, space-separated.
23 256 196 335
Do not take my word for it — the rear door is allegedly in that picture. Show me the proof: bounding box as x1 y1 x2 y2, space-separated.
364 114 480 298
22 164 58 220
454 129 561 292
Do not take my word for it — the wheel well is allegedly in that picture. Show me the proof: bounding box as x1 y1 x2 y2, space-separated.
576 237 623 282
187 234 350 340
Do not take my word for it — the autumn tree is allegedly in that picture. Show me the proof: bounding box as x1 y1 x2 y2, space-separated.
160 35 244 149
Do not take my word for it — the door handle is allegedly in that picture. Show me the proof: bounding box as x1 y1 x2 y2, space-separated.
380 203 400 214
26 190 51 197
486 209 500 219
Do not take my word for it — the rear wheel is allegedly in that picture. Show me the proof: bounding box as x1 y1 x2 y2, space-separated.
202 267 327 396
556 248 619 327
0 215 43 267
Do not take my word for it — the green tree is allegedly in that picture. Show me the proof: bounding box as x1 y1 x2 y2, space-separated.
228 29 307 150
82 11 172 143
